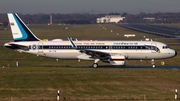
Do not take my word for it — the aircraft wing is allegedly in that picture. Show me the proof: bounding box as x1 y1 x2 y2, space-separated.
68 37 110 60
80 49 110 59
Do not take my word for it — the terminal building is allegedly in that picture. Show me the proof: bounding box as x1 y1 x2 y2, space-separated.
97 15 125 23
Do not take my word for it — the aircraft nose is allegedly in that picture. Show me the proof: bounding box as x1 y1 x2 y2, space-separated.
168 49 177 58
175 50 177 56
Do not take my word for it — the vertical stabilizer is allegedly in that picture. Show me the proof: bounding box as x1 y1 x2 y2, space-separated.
7 13 40 42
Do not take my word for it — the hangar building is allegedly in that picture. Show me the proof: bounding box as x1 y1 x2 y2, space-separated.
97 15 125 23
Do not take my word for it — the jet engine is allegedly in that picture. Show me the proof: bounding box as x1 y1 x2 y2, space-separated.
103 55 126 65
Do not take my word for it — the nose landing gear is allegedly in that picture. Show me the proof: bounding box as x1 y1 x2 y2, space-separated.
93 63 98 68
151 59 156 68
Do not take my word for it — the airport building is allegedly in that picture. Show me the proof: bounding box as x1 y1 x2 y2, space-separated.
97 15 125 23
143 17 155 21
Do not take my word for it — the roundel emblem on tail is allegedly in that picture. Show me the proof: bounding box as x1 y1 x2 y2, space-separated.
31 44 37 50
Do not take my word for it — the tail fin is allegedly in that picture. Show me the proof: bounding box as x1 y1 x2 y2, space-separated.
7 13 40 42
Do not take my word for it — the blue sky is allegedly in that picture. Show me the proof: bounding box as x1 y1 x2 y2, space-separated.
0 0 180 14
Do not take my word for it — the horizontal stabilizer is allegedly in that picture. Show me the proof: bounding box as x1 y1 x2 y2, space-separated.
4 43 29 50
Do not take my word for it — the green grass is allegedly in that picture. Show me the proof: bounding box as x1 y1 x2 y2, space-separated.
0 24 174 40
0 68 179 100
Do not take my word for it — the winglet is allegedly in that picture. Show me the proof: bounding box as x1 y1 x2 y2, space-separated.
70 37 75 41
68 37 77 48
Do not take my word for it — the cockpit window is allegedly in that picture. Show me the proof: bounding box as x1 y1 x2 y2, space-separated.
145 45 160 52
163 45 170 49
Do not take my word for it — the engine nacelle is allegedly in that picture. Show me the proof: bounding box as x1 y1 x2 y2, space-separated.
104 55 126 65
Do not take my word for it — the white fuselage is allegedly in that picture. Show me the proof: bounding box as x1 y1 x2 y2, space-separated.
10 40 176 60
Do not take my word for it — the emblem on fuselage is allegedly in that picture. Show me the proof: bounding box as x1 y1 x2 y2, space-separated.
158 50 161 54
31 44 37 50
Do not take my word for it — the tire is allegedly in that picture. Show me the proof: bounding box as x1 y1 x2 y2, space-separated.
93 63 98 68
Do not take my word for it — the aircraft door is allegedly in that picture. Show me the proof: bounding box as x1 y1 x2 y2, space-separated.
38 42 43 53
109 46 112 51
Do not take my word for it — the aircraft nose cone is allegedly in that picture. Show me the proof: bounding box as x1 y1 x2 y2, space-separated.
175 51 177 56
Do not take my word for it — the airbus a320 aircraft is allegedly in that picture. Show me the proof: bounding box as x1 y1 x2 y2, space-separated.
4 13 177 68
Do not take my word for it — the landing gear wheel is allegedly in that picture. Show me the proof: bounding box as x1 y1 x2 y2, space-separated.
151 59 155 68
93 63 98 68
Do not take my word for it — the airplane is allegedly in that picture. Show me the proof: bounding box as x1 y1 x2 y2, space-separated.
4 13 177 68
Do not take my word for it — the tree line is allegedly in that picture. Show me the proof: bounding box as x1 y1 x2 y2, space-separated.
0 12 180 25
0 13 106 25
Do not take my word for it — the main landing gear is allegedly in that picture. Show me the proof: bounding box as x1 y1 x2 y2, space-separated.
151 59 156 68
93 59 100 68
